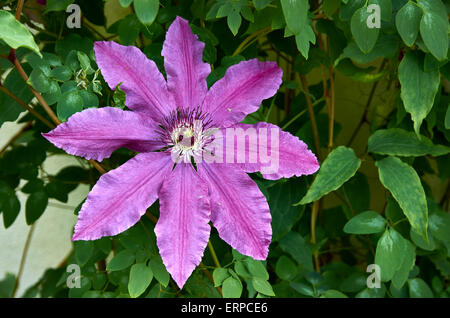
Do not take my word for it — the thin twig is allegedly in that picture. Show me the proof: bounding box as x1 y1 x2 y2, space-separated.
0 121 33 156
12 224 36 297
0 85 55 129
300 75 321 161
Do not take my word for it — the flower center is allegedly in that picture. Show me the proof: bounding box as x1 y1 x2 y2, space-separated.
157 107 214 163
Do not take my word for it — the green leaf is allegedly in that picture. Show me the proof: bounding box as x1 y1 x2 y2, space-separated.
295 24 316 59
0 10 41 56
149 257 170 287
323 0 341 17
375 228 407 282
297 146 361 205
253 0 272 10
392 240 415 289
119 0 133 8
25 191 48 225
222 276 243 298
107 250 135 271
368 128 450 157
45 0 74 12
246 259 269 280
398 51 440 135
275 256 297 281
57 90 84 122
212 268 230 287
0 182 20 228
227 10 242 36
74 241 94 266
279 232 313 271
252 277 275 296
429 210 450 243
408 278 433 298
376 156 428 241
417 0 449 61
280 0 308 35
369 0 392 22
343 210 387 234
29 69 52 93
350 7 380 53
134 0 159 25
395 1 422 46
128 263 153 298
68 277 91 298
51 66 73 82
320 289 348 298
445 103 450 129
42 81 61 105
291 282 315 296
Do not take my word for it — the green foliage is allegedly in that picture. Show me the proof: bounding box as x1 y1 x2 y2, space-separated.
0 0 448 300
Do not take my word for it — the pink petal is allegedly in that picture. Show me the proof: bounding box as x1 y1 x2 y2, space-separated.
198 163 271 260
72 152 172 241
94 41 174 120
162 17 210 109
155 163 211 288
231 122 320 180
42 107 163 161
202 59 283 127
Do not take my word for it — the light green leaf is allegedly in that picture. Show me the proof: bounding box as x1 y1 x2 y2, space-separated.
295 24 316 59
0 10 41 56
398 51 440 135
227 10 242 36
212 268 230 287
148 257 170 287
392 240 415 289
128 263 153 298
375 228 407 281
343 210 386 234
222 276 243 298
297 146 361 205
376 156 428 241
280 0 308 35
106 250 135 271
134 0 159 25
119 0 133 7
417 0 449 61
368 128 450 157
350 7 380 53
395 1 422 46
320 289 348 298
251 277 275 296
246 259 269 280
408 278 433 298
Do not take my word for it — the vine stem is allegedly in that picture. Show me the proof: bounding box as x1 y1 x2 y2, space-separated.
310 201 320 272
300 74 321 162
12 224 36 297
0 121 33 156
208 240 221 268
346 59 387 147
232 26 272 57
0 85 55 129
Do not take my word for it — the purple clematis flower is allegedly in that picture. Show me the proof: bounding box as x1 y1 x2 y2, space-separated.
43 17 319 288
